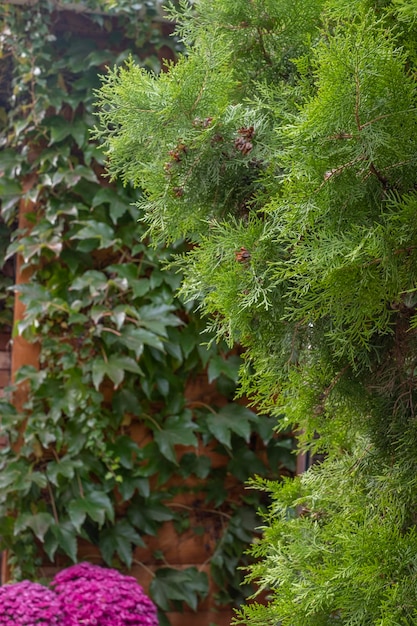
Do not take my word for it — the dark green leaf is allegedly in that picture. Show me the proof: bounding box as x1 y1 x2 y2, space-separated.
68 491 114 532
228 446 267 482
46 457 83 485
118 475 149 501
206 403 257 448
154 412 198 464
207 354 241 383
128 496 173 535
99 519 145 567
92 355 143 390
54 521 78 562
71 220 116 248
179 452 211 479
121 327 165 357
14 512 54 542
150 567 209 612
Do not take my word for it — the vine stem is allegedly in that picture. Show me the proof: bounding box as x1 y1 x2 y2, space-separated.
168 501 232 520
46 478 59 525
186 400 217 414
76 473 85 499
143 413 162 431
132 559 156 578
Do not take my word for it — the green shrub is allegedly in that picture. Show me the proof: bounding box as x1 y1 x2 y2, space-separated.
95 0 417 623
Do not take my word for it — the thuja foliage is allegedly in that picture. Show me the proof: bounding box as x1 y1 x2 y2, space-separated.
95 0 417 623
0 1 295 623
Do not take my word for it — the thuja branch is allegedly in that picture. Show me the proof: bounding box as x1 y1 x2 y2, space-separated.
256 27 273 67
362 245 417 268
314 364 350 416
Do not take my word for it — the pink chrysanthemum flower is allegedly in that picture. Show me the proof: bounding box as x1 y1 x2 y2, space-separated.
0 580 62 626
52 562 158 626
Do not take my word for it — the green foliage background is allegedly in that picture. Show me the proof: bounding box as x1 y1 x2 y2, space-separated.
0 1 295 624
94 0 417 624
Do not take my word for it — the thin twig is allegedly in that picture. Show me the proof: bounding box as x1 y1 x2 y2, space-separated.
168 501 233 520
186 401 217 414
256 27 273 67
77 473 85 498
46 478 59 525
362 245 417 268
314 364 350 415
132 560 156 578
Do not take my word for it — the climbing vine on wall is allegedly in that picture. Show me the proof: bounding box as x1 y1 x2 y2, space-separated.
0 1 294 623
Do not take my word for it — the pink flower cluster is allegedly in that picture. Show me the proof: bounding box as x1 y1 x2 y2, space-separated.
0 580 61 626
52 562 158 626
0 563 158 626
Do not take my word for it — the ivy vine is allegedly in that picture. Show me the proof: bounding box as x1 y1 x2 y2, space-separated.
0 1 294 623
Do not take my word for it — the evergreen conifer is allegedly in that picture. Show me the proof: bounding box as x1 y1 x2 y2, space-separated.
95 0 417 622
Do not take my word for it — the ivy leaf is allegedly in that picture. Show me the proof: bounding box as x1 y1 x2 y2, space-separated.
71 220 117 249
14 512 54 542
0 468 22 490
207 354 241 383
118 475 149 501
47 115 72 144
43 531 58 562
150 567 209 612
111 306 126 330
64 165 98 184
99 519 145 567
70 119 88 148
91 359 111 390
204 475 228 507
131 279 150 298
92 355 144 390
91 187 129 223
107 435 143 469
70 270 108 294
127 495 173 535
206 404 258 448
120 326 165 358
68 491 114 532
55 521 78 562
228 446 267 482
154 412 198 464
46 456 83 486
0 178 22 221
44 520 77 562
179 452 211 479
139 304 182 335
85 49 113 68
